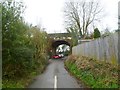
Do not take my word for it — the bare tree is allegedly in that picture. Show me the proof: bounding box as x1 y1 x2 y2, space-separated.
64 0 103 41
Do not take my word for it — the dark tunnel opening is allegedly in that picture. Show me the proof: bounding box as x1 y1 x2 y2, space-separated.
50 40 71 58
52 40 70 49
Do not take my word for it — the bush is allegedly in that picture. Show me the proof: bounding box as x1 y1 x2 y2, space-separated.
2 0 49 87
94 28 101 38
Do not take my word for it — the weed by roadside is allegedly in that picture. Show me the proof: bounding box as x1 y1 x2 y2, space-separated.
2 63 48 88
65 55 119 88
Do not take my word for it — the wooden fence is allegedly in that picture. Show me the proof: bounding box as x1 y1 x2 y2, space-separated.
72 32 119 64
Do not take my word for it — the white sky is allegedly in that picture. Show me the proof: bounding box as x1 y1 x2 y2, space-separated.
20 0 120 33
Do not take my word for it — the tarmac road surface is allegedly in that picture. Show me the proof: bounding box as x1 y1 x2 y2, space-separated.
28 58 83 88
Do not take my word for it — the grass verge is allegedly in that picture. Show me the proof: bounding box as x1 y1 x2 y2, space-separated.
2 63 48 88
64 55 119 88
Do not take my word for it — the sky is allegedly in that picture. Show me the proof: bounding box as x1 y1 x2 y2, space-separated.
20 0 120 33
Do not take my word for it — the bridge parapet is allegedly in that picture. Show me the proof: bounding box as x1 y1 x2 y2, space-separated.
48 33 71 40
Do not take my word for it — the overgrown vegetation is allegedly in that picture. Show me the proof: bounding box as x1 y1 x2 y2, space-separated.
65 55 119 88
2 0 49 88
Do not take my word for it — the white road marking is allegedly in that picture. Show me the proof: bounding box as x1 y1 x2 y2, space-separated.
54 75 57 89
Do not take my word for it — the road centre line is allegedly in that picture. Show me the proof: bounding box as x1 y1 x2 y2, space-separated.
54 75 57 89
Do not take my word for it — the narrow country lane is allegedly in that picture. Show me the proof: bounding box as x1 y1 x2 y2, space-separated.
28 58 83 88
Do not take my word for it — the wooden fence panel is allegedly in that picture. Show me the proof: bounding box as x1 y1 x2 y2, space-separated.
72 32 119 64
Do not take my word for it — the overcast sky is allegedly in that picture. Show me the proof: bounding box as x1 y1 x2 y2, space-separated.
20 0 120 33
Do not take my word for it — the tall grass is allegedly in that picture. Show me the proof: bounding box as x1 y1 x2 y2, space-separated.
65 55 119 88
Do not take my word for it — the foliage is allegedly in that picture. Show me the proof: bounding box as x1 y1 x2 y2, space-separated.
115 29 120 32
2 0 49 87
65 55 119 88
2 68 46 88
66 27 79 46
94 28 101 38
